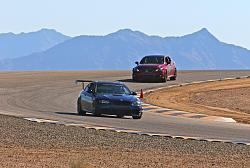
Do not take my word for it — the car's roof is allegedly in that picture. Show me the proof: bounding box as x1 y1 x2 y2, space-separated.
93 81 124 85
144 55 166 57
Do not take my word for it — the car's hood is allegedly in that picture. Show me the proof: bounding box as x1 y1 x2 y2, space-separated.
96 94 138 102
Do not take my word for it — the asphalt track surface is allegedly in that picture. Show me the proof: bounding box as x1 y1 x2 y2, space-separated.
1 70 250 143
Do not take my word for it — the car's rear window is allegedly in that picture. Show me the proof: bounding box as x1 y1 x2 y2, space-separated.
140 56 164 64
96 84 131 94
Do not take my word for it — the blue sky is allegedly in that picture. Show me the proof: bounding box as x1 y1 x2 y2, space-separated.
1 0 250 49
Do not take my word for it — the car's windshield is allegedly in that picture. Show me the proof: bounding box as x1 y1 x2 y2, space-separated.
140 56 164 64
96 83 131 94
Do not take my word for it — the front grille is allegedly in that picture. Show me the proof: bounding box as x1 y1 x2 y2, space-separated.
141 67 157 72
112 100 131 106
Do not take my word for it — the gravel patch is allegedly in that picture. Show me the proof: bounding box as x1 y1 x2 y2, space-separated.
0 114 250 168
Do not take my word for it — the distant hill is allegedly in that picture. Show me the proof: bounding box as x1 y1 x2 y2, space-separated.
0 29 71 59
0 28 250 70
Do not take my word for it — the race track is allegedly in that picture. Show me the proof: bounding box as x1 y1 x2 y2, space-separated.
1 70 250 143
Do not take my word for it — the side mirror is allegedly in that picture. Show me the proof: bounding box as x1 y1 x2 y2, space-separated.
131 91 137 95
135 61 139 65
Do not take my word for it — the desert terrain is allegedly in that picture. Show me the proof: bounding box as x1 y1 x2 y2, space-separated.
145 78 250 124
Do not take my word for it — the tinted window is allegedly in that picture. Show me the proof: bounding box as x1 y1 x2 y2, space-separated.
84 84 90 92
96 83 131 94
140 56 165 64
88 83 95 93
84 83 95 93
165 56 171 64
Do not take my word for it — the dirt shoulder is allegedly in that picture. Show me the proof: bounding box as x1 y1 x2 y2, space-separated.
0 114 250 168
145 78 250 124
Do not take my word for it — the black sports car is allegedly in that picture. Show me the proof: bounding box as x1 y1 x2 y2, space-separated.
76 80 143 119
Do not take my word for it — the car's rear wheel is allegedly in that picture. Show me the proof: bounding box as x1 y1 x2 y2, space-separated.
117 114 124 118
77 97 86 116
170 68 177 80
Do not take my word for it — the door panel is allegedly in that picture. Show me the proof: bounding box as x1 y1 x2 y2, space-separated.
166 64 172 77
84 82 95 112
84 92 94 112
170 62 176 75
80 91 88 111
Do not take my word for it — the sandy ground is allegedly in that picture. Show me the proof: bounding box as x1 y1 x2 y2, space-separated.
145 78 250 124
0 114 250 168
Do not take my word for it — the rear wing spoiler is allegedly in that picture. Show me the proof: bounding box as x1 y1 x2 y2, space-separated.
75 80 93 89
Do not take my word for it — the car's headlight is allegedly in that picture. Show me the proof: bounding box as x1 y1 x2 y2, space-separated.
155 68 163 72
133 68 140 72
132 100 142 106
99 100 110 104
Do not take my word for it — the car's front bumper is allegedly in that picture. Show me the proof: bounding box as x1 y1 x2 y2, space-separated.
133 72 164 81
95 104 142 116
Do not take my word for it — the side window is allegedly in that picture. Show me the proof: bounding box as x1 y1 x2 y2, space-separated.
123 85 131 94
165 57 171 64
88 83 95 93
84 84 90 92
169 57 171 63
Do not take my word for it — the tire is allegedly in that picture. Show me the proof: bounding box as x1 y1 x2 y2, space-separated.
117 114 124 118
162 72 167 83
132 75 138 82
93 110 101 117
170 68 177 80
132 112 142 119
77 97 86 116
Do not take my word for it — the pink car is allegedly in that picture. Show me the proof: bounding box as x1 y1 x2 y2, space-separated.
132 55 177 82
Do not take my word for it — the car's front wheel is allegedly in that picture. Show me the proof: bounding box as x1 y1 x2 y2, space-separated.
132 112 142 119
77 97 86 116
93 110 101 117
132 75 138 82
162 72 167 83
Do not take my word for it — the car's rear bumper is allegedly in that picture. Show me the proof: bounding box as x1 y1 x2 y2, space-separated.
95 105 142 116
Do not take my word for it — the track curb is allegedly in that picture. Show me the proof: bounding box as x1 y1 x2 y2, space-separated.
23 117 250 146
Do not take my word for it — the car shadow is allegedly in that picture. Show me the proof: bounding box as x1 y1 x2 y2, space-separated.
55 111 131 119
86 114 131 119
118 79 163 83
118 79 136 83
55 112 79 116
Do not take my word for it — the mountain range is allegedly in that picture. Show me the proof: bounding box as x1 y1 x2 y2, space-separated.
0 28 70 59
0 28 250 70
